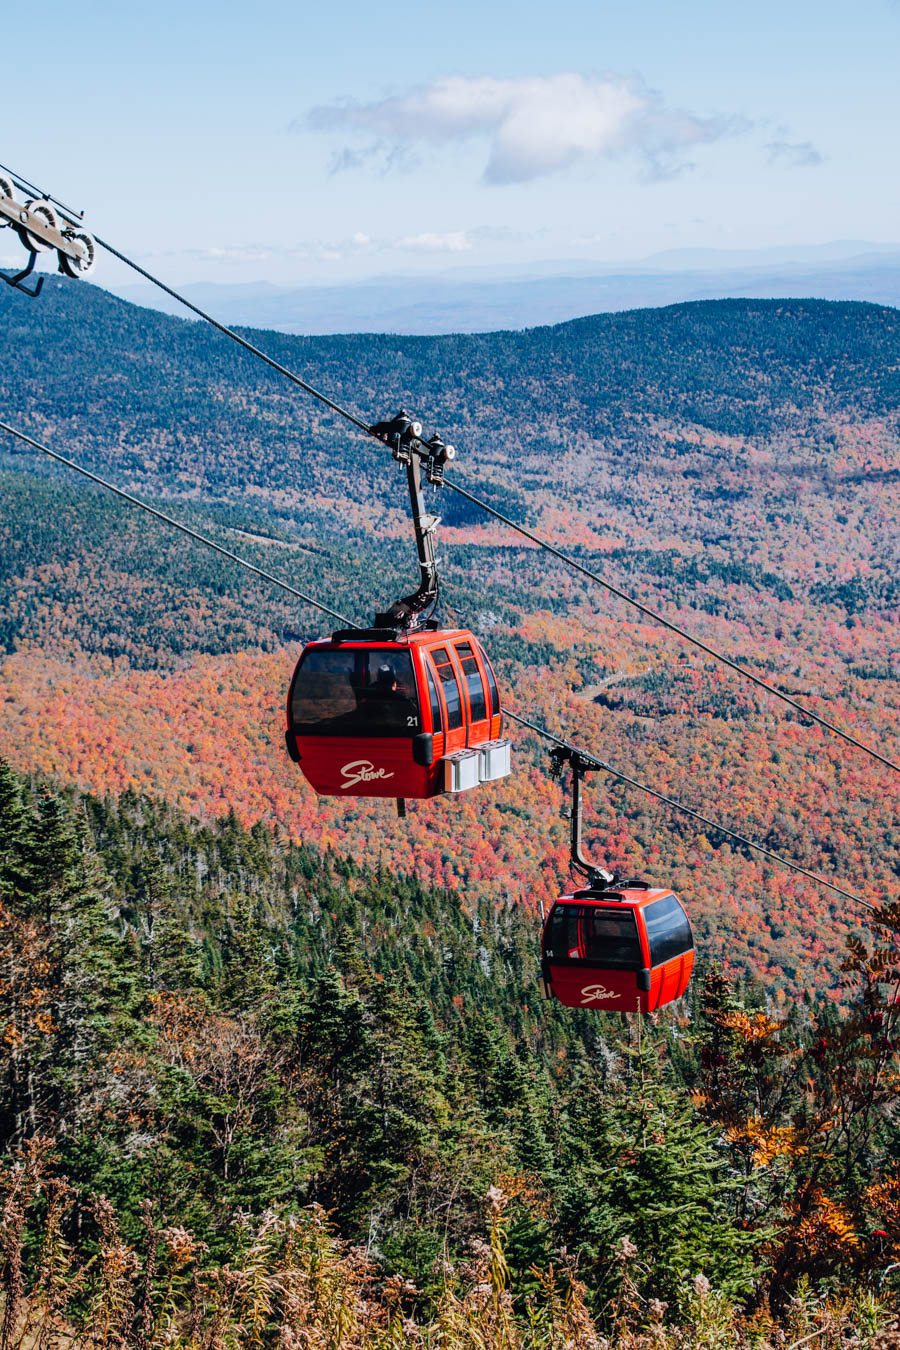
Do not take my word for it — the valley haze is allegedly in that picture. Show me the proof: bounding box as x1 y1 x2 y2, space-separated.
109 241 900 335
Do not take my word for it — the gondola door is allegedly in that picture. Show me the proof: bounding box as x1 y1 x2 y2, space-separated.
423 643 482 793
425 644 469 755
451 638 492 749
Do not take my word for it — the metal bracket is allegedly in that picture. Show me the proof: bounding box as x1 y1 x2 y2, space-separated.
1 250 44 298
370 410 456 486
369 409 456 630
549 745 620 889
0 169 96 287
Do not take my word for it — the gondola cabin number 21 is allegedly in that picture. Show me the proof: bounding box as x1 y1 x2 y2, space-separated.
286 628 511 800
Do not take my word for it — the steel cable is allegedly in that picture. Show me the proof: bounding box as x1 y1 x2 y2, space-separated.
506 709 875 910
94 235 372 435
0 420 356 628
445 481 899 776
89 234 898 779
0 414 878 915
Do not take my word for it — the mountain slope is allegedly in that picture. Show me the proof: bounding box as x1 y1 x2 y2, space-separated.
0 281 897 993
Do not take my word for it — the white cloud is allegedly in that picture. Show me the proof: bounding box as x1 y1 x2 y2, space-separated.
139 227 490 266
766 139 824 168
205 245 279 263
307 72 742 185
395 231 473 253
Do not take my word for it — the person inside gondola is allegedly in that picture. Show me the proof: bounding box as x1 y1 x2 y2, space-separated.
375 663 402 697
290 648 420 736
360 663 413 728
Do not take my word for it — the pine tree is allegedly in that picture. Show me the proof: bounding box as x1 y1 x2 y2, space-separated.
556 1016 764 1306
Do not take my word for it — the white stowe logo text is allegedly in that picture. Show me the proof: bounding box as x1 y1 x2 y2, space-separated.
580 983 621 1004
340 760 395 790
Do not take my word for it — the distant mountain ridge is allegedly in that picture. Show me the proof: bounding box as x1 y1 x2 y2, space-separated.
2 279 899 515
109 246 900 335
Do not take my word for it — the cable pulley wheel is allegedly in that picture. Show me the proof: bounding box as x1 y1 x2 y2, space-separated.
0 174 15 225
19 199 59 252
59 230 96 278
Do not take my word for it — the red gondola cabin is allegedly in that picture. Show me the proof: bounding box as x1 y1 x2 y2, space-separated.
285 627 511 800
541 885 694 1013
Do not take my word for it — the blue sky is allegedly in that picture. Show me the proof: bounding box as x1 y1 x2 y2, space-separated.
3 0 899 286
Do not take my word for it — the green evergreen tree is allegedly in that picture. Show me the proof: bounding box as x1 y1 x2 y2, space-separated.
556 1018 765 1306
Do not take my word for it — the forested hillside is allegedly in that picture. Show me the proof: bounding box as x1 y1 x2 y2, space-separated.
2 762 899 1343
1 275 899 1339
0 281 896 992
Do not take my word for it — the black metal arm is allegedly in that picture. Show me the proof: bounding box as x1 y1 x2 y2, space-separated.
549 745 619 889
369 410 455 631
1 251 44 298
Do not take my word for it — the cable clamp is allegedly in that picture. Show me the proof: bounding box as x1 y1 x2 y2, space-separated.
370 411 456 482
370 409 421 464
549 747 567 780
550 744 603 776
423 433 455 485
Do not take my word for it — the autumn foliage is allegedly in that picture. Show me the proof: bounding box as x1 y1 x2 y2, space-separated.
1 286 899 1340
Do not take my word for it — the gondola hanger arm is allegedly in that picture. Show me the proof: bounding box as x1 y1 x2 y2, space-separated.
549 745 619 890
368 409 457 631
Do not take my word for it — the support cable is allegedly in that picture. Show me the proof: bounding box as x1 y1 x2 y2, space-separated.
446 482 899 777
0 419 356 629
505 709 875 911
1 412 875 915
89 233 898 778
93 237 372 434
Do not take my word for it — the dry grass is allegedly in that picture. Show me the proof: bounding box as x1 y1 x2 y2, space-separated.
0 1148 896 1350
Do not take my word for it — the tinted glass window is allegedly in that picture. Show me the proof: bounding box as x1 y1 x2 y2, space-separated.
476 641 501 717
547 904 581 959
425 664 443 734
290 648 419 738
430 647 464 731
455 641 487 723
644 895 693 966
582 908 643 970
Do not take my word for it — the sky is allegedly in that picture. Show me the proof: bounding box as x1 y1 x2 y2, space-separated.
3 0 900 288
